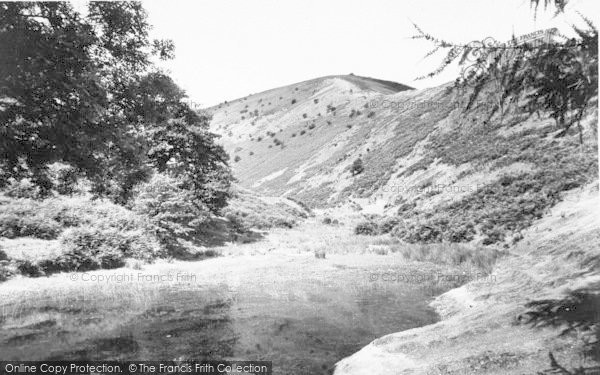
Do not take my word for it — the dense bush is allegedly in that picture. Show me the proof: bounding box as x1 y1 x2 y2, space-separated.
130 174 210 251
224 206 296 231
0 262 14 281
2 179 44 199
222 191 307 231
0 246 10 281
0 198 63 239
0 194 167 275
378 217 400 234
354 220 378 235
48 163 80 195
57 227 128 271
0 195 152 239
350 158 364 176
63 225 162 262
15 225 164 277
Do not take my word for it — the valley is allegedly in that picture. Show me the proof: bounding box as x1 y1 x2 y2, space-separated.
1 74 597 374
2 2 598 374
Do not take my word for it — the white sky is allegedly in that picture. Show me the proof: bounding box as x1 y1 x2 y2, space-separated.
140 0 599 107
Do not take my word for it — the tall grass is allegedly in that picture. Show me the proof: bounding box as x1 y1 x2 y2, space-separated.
390 242 506 273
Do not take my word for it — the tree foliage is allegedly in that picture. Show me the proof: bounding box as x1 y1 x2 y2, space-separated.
0 2 232 210
412 0 597 142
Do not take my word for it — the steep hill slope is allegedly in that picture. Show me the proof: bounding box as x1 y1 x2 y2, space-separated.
207 74 418 205
209 75 598 246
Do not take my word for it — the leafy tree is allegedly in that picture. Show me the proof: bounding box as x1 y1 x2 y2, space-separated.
146 115 233 214
411 0 597 143
0 2 232 209
0 2 163 189
130 174 208 251
1 2 106 189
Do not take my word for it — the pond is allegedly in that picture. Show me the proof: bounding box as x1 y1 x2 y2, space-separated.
0 255 450 375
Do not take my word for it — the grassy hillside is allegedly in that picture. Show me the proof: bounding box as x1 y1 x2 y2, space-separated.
209 76 598 246
335 185 600 375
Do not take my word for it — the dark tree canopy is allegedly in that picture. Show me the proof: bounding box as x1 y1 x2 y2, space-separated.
0 2 232 212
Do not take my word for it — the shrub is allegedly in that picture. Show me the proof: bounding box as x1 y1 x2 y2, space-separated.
300 130 306 135
130 174 209 252
0 199 63 239
0 247 14 281
350 158 364 176
302 113 308 119
0 213 61 239
17 260 43 277
51 224 163 273
445 221 476 242
354 220 378 235
58 227 125 270
224 212 249 234
291 99 297 104
395 221 443 243
234 155 241 162
48 163 79 195
0 261 14 281
222 191 306 230
0 193 157 241
349 109 361 118
308 123 316 130
379 217 399 234
314 250 326 259
397 201 417 215
2 179 43 199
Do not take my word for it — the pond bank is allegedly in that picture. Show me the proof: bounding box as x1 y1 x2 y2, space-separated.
334 187 600 375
